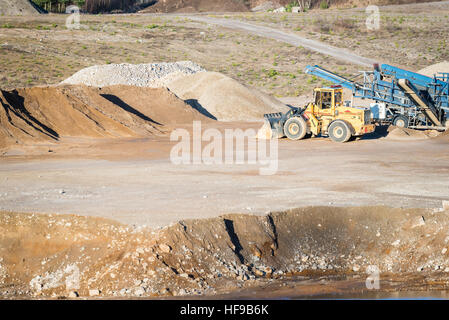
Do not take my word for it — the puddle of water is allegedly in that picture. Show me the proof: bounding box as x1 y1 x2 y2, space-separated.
297 290 449 300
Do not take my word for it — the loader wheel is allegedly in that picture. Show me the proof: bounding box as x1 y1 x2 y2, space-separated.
393 115 409 128
328 120 352 143
283 117 307 140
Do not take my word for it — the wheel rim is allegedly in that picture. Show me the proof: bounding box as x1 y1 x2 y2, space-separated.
333 126 344 139
396 119 405 127
289 123 300 135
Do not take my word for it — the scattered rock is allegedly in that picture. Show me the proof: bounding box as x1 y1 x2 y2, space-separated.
134 287 146 296
89 289 100 297
159 244 172 253
411 216 426 228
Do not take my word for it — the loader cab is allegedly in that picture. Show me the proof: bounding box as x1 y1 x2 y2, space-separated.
313 87 343 112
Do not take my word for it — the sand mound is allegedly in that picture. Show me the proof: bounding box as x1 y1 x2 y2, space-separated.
0 85 207 149
0 0 42 15
385 126 443 141
419 61 449 77
167 72 290 121
61 62 205 88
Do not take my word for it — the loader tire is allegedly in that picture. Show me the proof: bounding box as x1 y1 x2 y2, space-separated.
283 117 307 140
328 120 352 143
393 115 409 128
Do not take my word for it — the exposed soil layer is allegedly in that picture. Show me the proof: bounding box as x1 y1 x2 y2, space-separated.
0 85 208 149
2 206 449 298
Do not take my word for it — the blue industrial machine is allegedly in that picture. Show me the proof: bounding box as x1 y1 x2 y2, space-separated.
305 64 448 130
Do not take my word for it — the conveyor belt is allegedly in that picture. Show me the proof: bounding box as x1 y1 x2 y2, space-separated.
398 79 443 127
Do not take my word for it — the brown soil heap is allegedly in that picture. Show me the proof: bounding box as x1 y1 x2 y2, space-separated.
0 85 208 149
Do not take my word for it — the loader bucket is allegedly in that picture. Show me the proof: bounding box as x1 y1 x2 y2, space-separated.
257 113 285 139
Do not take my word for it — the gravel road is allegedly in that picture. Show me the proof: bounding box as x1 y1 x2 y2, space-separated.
185 16 377 67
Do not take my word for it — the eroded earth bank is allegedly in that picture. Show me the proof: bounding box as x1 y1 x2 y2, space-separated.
2 206 449 299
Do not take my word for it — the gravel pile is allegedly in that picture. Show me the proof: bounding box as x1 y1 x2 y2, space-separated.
419 61 449 77
61 61 206 88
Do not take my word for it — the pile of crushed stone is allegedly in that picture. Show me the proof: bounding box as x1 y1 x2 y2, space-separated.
0 0 42 15
167 71 290 121
385 126 443 141
61 61 206 88
419 61 449 77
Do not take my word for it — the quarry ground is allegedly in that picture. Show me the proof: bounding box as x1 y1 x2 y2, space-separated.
1 2 449 299
1 124 449 228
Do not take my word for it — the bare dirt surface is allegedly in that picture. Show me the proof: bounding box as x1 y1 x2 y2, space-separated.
1 123 448 227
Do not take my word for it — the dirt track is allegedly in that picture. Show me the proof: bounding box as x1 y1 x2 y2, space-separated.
1 123 448 228
184 15 377 66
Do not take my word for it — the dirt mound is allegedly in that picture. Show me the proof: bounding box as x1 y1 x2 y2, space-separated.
419 61 449 77
2 206 449 298
0 0 41 15
0 85 207 149
167 72 290 121
385 126 442 141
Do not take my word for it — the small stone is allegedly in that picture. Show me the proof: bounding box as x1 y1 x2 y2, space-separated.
239 273 249 281
254 269 265 277
159 244 172 253
59 190 66 194
68 291 79 298
264 267 273 275
444 267 449 272
391 239 400 246
179 273 189 278
352 265 360 272
134 287 145 296
177 289 187 296
411 216 425 228
89 289 100 297
442 248 447 254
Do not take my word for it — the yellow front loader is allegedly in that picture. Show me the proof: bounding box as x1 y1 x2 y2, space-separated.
261 87 375 143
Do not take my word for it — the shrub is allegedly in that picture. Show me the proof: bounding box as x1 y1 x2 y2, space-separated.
320 1 329 9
